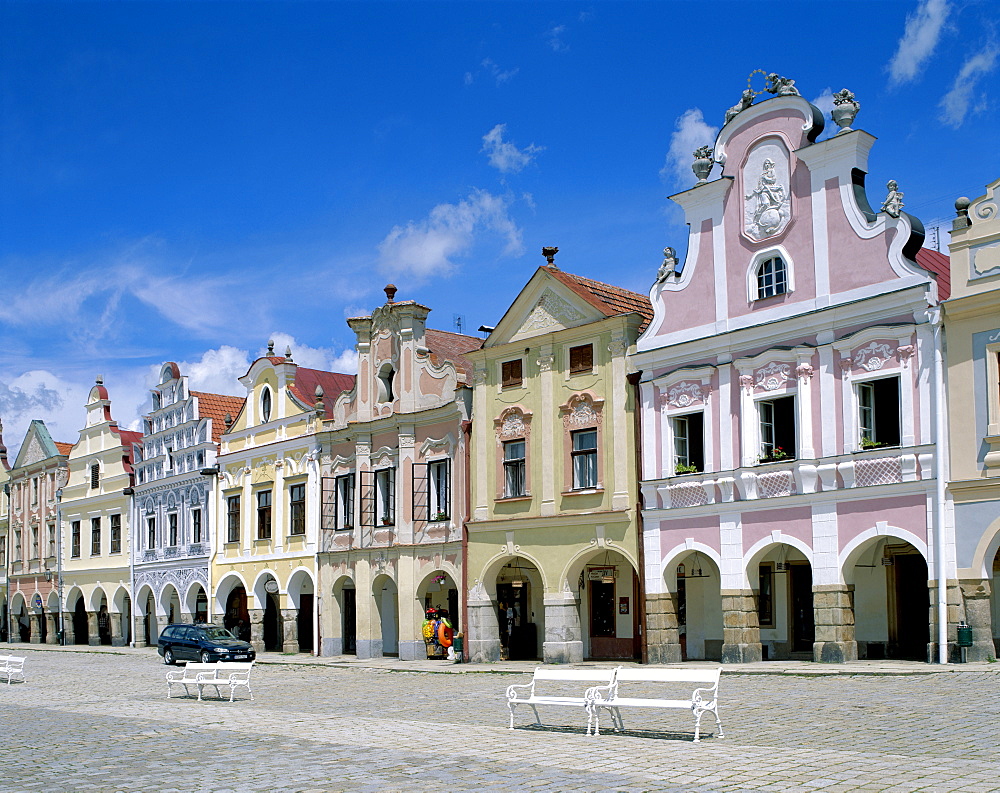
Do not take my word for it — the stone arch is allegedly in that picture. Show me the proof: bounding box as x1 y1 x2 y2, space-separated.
329 573 357 656
653 544 725 662
967 514 1000 580
287 567 316 654
371 572 399 658
158 583 181 624
840 525 929 582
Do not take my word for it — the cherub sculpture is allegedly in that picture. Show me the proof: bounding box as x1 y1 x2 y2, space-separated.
657 247 679 282
725 89 754 125
766 73 800 96
881 180 904 218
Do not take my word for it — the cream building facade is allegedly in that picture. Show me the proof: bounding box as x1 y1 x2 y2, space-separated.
466 260 651 663
945 178 1000 661
212 344 353 655
0 421 10 642
60 378 141 646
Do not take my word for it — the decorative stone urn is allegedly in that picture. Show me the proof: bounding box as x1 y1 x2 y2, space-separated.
831 89 860 133
692 146 714 182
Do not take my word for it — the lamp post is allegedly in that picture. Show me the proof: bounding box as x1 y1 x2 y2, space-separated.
55 487 65 645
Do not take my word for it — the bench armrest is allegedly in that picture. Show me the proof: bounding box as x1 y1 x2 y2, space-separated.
585 682 615 705
505 682 534 701
692 685 717 705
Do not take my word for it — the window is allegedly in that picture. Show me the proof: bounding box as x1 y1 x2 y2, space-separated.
672 413 705 474
13 530 21 562
289 483 306 535
91 517 101 556
90 463 100 489
31 525 38 559
165 445 173 471
503 440 526 497
147 516 156 549
191 509 202 544
260 386 272 423
256 490 272 540
757 564 775 627
756 256 788 299
31 477 38 506
168 513 178 547
569 344 594 375
227 496 241 543
758 395 796 461
571 429 598 489
335 474 355 530
429 460 450 520
377 365 395 403
47 524 56 558
857 377 901 449
71 521 81 558
110 514 121 554
375 469 395 525
501 359 523 388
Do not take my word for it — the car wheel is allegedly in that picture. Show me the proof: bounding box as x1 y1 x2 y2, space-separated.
200 651 212 664
163 648 175 665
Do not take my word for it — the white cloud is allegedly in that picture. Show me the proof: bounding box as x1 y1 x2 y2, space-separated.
259 333 357 374
659 108 719 188
481 58 518 86
812 88 836 120
175 346 251 396
887 0 951 86
481 124 544 174
547 25 569 52
377 189 523 281
463 71 474 86
939 45 1000 127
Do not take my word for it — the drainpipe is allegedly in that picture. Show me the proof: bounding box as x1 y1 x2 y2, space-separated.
627 372 648 664
461 419 472 662
124 485 136 647
55 487 65 645
929 307 949 664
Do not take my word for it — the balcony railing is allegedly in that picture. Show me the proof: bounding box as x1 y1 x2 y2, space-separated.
644 446 931 511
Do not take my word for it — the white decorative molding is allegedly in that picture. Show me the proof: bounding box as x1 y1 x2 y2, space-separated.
755 361 792 391
665 381 705 409
853 341 894 372
519 289 585 333
495 407 531 441
419 433 455 458
743 143 791 241
560 393 604 429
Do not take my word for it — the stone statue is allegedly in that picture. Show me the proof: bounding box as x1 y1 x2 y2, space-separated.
766 73 800 96
657 247 679 282
725 89 754 125
831 89 860 133
881 180 904 218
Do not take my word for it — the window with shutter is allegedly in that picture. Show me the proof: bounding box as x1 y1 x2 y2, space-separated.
569 344 593 374
501 359 523 388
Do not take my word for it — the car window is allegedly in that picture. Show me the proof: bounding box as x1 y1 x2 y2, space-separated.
161 626 176 639
202 626 235 640
181 626 199 641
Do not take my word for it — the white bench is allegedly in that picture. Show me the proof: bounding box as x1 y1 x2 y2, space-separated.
505 667 617 732
166 661 254 702
588 667 724 742
0 655 26 685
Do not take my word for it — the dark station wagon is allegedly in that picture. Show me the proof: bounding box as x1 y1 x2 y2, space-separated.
157 623 256 665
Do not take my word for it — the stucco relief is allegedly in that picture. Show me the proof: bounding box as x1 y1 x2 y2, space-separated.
853 342 895 372
518 289 585 333
664 381 705 408
495 408 531 441
134 566 207 600
744 143 791 240
560 394 603 429
22 436 45 466
755 362 792 391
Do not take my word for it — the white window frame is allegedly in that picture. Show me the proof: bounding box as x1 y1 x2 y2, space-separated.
428 459 451 520
503 439 527 497
375 468 395 525
746 246 794 303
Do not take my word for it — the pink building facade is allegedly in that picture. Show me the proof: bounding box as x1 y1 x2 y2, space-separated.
633 82 952 664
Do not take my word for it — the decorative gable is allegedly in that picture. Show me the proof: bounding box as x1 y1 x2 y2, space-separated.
517 288 587 335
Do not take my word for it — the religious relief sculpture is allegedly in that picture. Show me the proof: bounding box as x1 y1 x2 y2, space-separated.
656 247 679 282
766 73 800 96
724 89 755 125
881 180 904 218
745 156 790 239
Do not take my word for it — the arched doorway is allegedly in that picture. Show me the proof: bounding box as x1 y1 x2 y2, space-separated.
16 601 30 642
144 591 158 645
96 592 111 645
194 588 208 623
72 597 89 645
572 550 641 661
420 571 459 631
224 587 250 642
161 585 181 625
335 579 357 656
750 543 814 660
373 575 398 657
670 550 723 661
288 571 315 654
495 557 541 661
262 592 281 652
848 536 930 661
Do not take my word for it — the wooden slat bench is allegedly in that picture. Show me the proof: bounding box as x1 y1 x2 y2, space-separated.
588 667 724 742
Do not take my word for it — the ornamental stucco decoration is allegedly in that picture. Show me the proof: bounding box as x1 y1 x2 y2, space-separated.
473 367 488 386
724 89 754 125
744 147 791 240
536 355 554 373
755 362 792 391
839 359 854 373
896 345 916 366
765 73 800 96
739 374 755 393
854 342 895 372
495 408 530 441
561 395 603 429
795 363 815 381
607 337 628 356
22 436 45 466
520 289 585 333
666 381 705 408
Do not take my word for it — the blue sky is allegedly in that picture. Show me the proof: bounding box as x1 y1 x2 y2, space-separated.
1 0 998 456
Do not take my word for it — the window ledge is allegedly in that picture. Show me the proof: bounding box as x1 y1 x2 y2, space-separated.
287 531 306 538
224 541 241 547
335 526 354 532
755 458 796 466
253 538 272 544
852 445 901 454
496 495 531 503
562 487 604 496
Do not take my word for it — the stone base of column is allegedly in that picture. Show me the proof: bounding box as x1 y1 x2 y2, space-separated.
543 597 581 664
467 600 501 663
280 609 299 654
398 640 424 661
645 592 683 664
133 617 147 648
813 585 858 663
249 609 264 653
958 579 996 662
323 637 343 656
356 639 383 659
721 590 761 664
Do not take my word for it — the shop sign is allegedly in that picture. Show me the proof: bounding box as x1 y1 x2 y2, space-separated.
588 567 616 581
33 593 43 611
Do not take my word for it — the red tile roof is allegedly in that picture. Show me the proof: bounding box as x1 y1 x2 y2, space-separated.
191 392 247 444
53 442 73 456
425 328 483 380
289 368 356 419
915 248 951 301
544 267 654 331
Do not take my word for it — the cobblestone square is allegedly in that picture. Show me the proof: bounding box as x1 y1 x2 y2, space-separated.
2 649 1000 792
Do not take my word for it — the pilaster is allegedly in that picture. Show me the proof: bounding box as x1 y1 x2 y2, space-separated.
645 592 683 664
541 594 582 664
720 590 762 663
812 584 858 663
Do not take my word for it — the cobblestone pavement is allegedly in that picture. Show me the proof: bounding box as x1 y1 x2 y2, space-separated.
2 648 1000 793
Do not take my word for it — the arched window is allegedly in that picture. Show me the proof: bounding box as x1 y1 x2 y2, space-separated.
377 364 395 403
756 256 788 299
260 386 272 423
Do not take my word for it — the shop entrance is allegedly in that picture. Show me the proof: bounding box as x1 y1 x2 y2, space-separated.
342 587 356 654
297 593 314 653
263 594 281 652
225 588 250 642
788 562 815 654
496 582 535 660
890 551 930 660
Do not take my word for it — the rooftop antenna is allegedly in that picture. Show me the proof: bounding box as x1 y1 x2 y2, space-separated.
453 314 465 334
